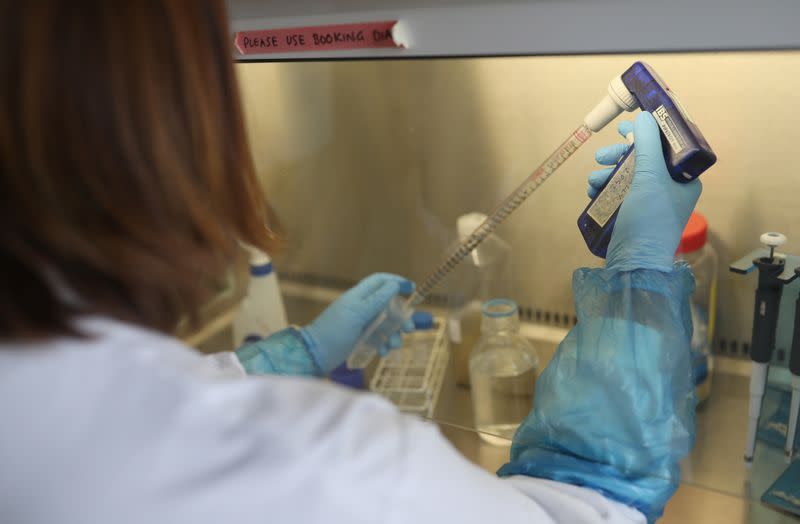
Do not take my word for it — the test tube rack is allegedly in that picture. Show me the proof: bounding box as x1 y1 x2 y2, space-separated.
370 317 449 418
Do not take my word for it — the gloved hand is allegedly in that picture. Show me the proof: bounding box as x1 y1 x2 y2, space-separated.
301 273 415 374
587 111 702 272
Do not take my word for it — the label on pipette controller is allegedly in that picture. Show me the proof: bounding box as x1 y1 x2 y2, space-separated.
653 105 687 155
587 147 636 228
669 91 696 125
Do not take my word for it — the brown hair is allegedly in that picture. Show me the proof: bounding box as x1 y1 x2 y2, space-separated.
0 1 281 338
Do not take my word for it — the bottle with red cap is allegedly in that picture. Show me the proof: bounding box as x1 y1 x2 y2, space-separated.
676 212 718 405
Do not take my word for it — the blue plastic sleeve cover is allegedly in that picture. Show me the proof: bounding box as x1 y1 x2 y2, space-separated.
235 327 323 377
498 264 696 523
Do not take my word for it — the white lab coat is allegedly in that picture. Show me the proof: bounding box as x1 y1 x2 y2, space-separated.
0 317 645 524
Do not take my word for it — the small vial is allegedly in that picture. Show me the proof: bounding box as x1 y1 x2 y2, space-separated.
469 299 539 446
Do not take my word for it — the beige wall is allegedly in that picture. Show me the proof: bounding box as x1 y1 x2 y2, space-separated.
236 51 800 349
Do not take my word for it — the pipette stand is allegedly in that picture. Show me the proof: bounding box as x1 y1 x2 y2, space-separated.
730 251 800 283
785 267 800 462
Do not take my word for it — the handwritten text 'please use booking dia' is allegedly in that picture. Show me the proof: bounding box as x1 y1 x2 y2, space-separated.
239 28 394 50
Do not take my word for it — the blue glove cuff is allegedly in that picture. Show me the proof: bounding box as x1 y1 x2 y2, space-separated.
584 262 695 296
605 240 677 274
498 449 678 523
298 324 339 375
235 327 323 377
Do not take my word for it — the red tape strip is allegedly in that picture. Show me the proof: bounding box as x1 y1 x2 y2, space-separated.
235 21 400 55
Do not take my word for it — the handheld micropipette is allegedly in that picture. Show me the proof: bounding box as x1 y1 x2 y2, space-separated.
786 269 800 462
347 62 684 369
730 232 800 466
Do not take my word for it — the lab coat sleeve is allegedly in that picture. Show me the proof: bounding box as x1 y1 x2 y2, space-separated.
498 265 696 523
233 327 322 377
127 360 645 524
197 341 646 523
0 315 647 524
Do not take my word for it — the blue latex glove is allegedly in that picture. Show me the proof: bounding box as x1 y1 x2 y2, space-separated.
587 112 702 272
236 328 324 377
300 273 415 374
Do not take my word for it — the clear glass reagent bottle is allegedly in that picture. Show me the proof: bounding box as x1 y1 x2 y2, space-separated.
469 299 539 446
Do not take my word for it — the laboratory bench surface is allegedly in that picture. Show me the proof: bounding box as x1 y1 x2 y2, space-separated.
434 381 798 524
198 290 800 523
416 319 800 523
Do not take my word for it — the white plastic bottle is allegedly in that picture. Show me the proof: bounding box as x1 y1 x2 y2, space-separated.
233 248 288 347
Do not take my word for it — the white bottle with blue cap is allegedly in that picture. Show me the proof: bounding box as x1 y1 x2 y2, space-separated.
233 246 288 347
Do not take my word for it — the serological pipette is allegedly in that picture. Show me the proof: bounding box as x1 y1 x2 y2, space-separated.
347 65 645 369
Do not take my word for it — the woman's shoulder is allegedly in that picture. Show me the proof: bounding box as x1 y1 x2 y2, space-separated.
0 316 429 523
0 314 424 469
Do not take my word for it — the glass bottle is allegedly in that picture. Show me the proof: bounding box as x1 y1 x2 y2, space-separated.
448 213 511 386
469 299 539 445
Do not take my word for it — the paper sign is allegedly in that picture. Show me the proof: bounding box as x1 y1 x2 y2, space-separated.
234 21 402 55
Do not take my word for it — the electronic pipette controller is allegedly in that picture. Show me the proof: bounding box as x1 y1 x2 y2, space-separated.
578 62 717 258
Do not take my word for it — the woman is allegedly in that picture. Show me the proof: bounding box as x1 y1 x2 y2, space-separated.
0 2 699 523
